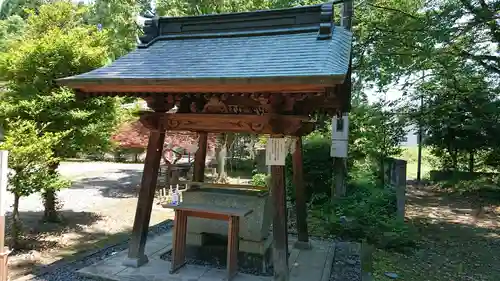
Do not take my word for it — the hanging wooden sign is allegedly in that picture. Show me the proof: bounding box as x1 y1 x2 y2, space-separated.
266 138 287 166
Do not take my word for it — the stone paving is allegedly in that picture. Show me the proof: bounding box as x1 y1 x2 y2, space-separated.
78 231 335 281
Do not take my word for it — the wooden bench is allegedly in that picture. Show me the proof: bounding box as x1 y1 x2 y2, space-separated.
164 203 253 281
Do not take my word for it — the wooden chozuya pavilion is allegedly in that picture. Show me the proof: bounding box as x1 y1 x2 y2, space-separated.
58 1 353 280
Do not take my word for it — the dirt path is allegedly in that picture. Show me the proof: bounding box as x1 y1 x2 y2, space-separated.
373 185 500 281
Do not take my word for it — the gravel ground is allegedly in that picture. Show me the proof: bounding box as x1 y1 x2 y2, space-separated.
160 248 275 276
6 161 162 280
329 242 362 281
5 162 145 214
29 220 173 281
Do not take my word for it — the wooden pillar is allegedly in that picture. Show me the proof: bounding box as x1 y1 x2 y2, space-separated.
193 132 208 182
271 165 289 281
0 150 10 281
124 130 165 267
292 137 309 248
0 217 8 281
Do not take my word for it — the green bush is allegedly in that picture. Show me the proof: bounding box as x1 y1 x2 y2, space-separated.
251 173 269 187
434 174 500 200
310 166 417 251
285 132 333 202
228 158 254 173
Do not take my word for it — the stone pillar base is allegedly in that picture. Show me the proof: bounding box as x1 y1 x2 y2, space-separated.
187 232 273 255
180 244 273 275
293 240 312 250
122 254 149 268
184 232 274 274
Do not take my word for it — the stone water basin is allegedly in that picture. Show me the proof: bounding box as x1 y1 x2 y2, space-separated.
182 185 272 242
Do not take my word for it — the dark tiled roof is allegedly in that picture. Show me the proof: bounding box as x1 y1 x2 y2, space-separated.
58 2 352 86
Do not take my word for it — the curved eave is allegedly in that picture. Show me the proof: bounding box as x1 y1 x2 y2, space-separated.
56 74 347 94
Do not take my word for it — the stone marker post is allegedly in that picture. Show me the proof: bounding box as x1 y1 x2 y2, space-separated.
0 150 10 281
385 158 407 221
393 159 407 221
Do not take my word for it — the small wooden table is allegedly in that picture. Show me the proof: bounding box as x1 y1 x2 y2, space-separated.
165 203 253 281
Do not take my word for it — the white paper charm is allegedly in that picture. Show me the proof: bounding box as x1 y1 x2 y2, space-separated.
0 150 9 216
266 138 287 166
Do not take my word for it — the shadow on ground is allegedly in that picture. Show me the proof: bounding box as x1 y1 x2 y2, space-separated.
6 207 173 280
5 210 103 254
373 185 500 281
71 169 143 198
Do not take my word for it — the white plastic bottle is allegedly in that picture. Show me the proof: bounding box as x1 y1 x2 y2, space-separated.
171 184 179 206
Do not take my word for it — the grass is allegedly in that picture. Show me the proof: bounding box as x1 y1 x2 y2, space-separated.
372 185 500 281
400 146 435 180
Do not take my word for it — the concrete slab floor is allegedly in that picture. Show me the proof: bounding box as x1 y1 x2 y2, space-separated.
78 231 334 281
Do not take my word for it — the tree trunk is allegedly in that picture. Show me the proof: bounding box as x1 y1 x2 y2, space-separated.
43 189 60 222
43 160 60 222
227 133 236 172
249 136 256 160
216 134 228 183
215 133 235 183
11 193 21 249
450 148 458 171
468 150 474 173
380 156 386 186
332 157 346 200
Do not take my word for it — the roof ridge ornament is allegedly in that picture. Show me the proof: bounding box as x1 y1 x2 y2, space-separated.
139 18 159 47
318 2 334 40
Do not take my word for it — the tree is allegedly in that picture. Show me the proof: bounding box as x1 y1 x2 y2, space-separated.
353 0 499 91
348 92 407 183
137 0 154 16
87 0 140 59
349 0 498 177
0 15 25 51
155 0 277 16
0 1 120 222
0 0 47 19
415 66 500 172
0 120 69 247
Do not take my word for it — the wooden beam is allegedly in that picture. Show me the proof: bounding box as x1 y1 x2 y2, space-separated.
139 112 315 136
227 216 240 281
292 137 309 246
271 165 289 281
124 131 165 267
76 90 347 116
60 73 348 94
193 132 208 182
78 84 328 94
